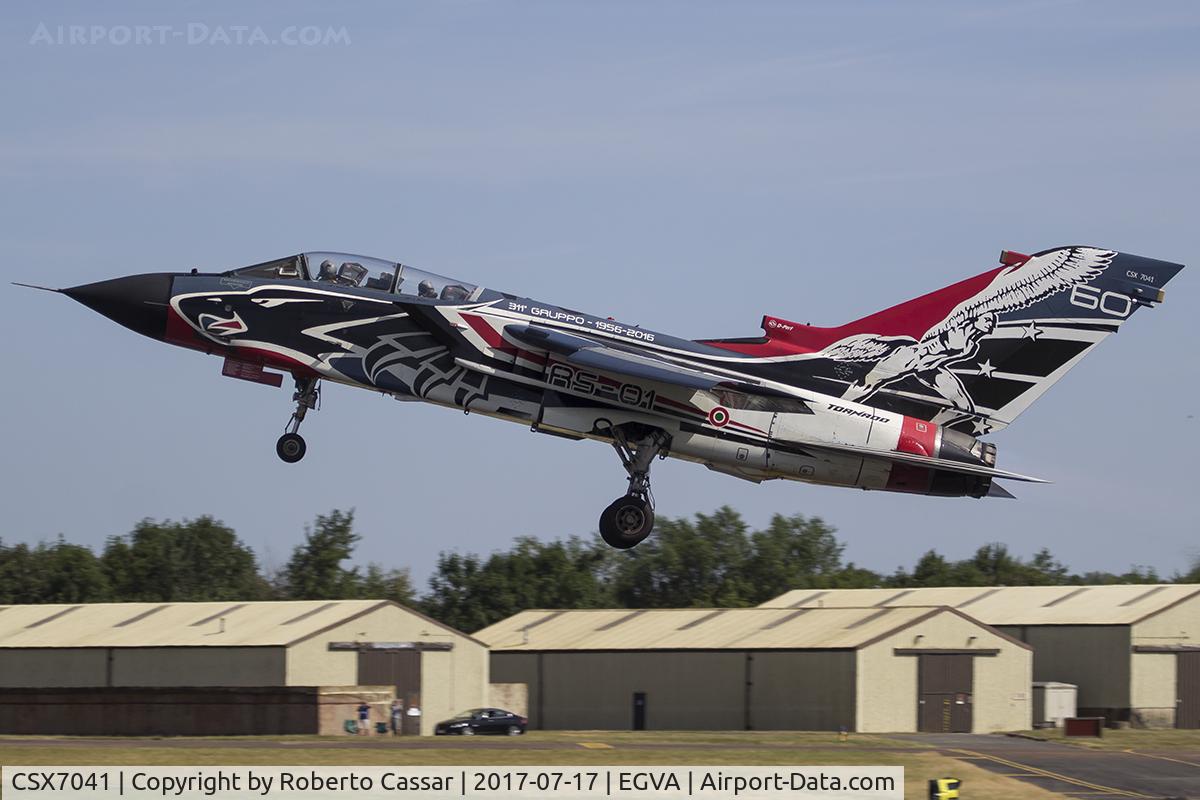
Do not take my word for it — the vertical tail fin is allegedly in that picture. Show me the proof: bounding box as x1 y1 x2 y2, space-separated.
709 246 1184 433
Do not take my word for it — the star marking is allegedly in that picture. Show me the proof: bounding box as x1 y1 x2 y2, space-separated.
976 359 996 378
972 418 992 435
1021 321 1042 340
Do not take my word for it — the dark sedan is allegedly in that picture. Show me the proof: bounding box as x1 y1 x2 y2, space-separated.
434 707 527 735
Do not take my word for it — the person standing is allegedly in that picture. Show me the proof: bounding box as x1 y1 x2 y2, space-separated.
357 701 371 735
390 699 403 736
405 698 422 736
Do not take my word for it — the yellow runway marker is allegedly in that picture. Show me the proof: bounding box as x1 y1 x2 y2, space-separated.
578 742 614 749
1122 748 1200 768
951 749 1153 798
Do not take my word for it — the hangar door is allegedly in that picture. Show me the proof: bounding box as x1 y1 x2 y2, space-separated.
1179 652 1200 729
918 654 973 733
358 650 422 735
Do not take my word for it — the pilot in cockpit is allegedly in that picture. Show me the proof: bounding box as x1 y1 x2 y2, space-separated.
317 259 338 282
440 284 470 302
417 279 438 298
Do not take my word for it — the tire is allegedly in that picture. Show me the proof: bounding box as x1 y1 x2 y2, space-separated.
599 496 654 549
506 725 523 736
461 727 475 736
276 433 306 463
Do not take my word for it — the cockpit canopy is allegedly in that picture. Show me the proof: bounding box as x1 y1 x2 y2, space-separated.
304 253 396 291
225 252 481 302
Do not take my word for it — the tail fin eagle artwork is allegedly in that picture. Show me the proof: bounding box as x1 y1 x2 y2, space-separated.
699 247 1177 435
20 245 1183 548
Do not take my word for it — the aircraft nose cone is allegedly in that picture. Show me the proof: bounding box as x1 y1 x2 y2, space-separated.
62 273 173 340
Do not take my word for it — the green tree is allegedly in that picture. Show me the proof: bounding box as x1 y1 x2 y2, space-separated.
1027 548 1070 585
612 507 754 608
0 538 110 603
957 544 1073 586
422 537 614 632
102 517 265 601
480 537 614 613
910 550 954 586
38 538 111 602
0 541 41 603
831 562 883 588
281 510 362 599
888 549 955 587
744 513 846 600
359 564 418 606
887 544 1078 588
959 543 1021 585
422 551 489 631
1076 566 1162 585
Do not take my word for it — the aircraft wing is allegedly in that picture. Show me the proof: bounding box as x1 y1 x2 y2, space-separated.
501 325 1043 484
503 323 795 398
796 438 1048 483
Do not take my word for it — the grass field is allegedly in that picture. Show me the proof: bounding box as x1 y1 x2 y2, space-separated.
0 732 1062 800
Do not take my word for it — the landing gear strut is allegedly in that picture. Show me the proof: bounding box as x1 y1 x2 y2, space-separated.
598 424 671 549
276 376 319 463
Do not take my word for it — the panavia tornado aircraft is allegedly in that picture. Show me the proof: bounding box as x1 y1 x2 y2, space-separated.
21 245 1182 548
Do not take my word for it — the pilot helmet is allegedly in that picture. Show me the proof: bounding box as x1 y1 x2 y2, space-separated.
418 279 436 297
318 259 336 279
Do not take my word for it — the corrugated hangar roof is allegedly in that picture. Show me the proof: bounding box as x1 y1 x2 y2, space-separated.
758 585 1200 625
0 600 391 648
477 606 994 651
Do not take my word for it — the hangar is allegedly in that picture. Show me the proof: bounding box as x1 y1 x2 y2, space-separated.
478 606 1031 733
761 584 1200 728
0 600 488 735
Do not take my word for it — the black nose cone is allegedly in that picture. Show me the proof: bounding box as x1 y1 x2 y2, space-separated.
63 273 173 341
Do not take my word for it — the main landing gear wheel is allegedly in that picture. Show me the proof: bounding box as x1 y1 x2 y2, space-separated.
276 433 306 463
599 495 654 549
276 376 320 463
597 422 671 550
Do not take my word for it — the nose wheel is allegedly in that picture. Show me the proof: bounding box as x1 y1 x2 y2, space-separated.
276 376 319 463
598 424 670 549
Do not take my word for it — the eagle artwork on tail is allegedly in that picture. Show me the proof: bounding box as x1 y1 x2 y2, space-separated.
825 247 1116 414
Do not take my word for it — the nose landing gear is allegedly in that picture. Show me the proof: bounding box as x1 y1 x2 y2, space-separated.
598 424 671 549
276 376 320 463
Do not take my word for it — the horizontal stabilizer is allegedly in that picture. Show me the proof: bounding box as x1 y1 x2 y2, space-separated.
987 482 1017 499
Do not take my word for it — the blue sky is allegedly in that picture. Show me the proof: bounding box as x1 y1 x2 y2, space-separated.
1 1 1197 585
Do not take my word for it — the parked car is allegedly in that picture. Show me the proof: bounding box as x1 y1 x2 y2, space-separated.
434 707 527 735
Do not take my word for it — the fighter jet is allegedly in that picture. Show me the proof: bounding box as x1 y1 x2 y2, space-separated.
20 245 1182 548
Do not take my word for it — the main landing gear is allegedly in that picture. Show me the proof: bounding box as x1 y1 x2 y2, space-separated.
598 424 671 549
276 376 320 463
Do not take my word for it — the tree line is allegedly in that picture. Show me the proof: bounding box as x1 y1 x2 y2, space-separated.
2 507 1195 632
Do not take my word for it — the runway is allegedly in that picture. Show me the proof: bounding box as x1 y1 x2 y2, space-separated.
904 733 1200 799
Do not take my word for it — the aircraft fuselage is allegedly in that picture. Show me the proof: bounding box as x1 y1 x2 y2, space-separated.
43 244 1181 547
